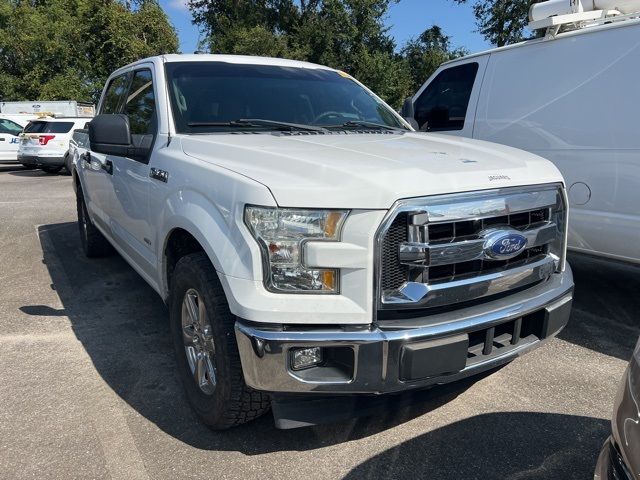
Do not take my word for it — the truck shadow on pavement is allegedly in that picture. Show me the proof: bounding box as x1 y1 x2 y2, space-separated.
343 411 608 480
0 164 27 174
560 252 640 361
30 222 628 460
33 221 482 453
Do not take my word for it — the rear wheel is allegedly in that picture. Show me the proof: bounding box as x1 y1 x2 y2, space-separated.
42 166 63 174
76 189 113 258
170 252 270 429
63 154 73 176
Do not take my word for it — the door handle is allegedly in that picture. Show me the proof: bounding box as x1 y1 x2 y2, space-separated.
150 168 169 183
84 152 113 175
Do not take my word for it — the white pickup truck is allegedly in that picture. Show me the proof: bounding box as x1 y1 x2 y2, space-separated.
73 54 574 429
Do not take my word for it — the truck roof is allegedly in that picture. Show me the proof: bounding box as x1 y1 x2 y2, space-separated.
441 14 640 65
112 54 336 78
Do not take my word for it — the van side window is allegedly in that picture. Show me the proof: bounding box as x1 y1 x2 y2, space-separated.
124 69 157 135
414 63 479 131
101 73 131 115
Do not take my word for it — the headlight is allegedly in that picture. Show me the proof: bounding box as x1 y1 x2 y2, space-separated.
244 206 349 293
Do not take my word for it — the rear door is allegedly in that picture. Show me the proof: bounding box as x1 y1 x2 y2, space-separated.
410 56 488 137
105 67 159 280
0 119 24 162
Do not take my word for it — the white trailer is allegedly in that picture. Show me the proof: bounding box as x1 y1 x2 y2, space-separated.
0 101 94 118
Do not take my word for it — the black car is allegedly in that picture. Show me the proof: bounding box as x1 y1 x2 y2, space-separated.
595 337 640 479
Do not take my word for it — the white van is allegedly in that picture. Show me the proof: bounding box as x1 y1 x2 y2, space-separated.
403 7 640 264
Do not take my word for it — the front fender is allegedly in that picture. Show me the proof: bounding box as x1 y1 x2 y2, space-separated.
157 188 272 299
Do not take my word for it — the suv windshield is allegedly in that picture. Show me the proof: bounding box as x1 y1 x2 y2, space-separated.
165 62 407 134
24 121 75 134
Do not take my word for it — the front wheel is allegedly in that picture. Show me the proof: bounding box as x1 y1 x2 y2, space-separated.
63 154 73 176
170 252 270 429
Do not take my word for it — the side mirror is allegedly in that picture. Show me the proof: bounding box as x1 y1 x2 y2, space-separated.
89 114 148 159
404 117 419 130
400 97 419 130
401 97 414 119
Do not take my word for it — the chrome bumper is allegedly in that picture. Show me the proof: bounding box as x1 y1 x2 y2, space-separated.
235 267 573 395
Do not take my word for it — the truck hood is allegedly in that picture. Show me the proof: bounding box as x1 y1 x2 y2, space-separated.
180 132 563 209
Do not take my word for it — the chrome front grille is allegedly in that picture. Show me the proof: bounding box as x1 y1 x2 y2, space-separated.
377 184 567 310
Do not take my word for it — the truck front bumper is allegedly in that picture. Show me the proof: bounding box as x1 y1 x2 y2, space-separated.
235 267 573 395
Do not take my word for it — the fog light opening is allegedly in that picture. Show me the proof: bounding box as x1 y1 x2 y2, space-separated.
290 347 323 371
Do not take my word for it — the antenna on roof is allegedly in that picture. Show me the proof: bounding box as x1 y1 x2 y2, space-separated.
528 0 640 37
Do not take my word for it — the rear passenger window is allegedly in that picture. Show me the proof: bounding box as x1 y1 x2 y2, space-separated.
124 69 157 135
45 122 74 133
101 73 131 114
23 122 46 133
414 63 479 131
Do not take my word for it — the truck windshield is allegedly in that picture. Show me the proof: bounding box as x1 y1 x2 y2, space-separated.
165 62 408 134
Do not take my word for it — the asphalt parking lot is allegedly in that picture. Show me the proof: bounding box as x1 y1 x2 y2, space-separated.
1 165 638 480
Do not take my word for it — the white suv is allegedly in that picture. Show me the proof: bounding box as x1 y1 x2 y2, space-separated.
18 117 88 173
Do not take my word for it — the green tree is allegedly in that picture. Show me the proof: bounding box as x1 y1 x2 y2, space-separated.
401 25 468 93
188 1 467 107
0 0 179 102
188 0 416 107
453 0 538 46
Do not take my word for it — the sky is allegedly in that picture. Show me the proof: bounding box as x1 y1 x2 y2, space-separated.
158 0 492 55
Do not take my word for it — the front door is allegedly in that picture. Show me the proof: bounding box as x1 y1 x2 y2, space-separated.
410 57 488 137
83 72 132 232
106 68 158 282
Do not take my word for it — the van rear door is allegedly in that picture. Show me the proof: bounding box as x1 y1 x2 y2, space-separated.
408 56 488 137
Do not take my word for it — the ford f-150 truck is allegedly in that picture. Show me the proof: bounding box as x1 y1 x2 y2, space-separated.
73 54 574 429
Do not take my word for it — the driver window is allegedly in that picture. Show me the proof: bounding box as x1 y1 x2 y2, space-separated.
124 69 157 136
414 63 479 131
0 119 23 136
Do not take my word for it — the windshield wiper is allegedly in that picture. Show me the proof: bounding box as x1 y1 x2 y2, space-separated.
187 118 327 132
326 120 406 132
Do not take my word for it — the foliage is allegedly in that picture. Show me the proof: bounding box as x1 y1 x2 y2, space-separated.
0 0 179 102
454 0 537 47
401 26 468 93
188 0 466 108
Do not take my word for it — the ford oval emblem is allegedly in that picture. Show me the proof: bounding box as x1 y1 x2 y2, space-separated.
482 229 528 260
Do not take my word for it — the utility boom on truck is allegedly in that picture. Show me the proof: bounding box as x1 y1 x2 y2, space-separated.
528 0 640 35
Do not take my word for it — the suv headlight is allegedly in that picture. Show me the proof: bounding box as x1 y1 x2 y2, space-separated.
244 206 349 293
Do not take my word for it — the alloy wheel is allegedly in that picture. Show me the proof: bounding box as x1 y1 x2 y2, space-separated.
181 288 217 395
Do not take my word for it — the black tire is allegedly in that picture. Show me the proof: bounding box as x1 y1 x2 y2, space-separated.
63 154 73 176
170 252 270 429
76 189 113 258
42 166 63 174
